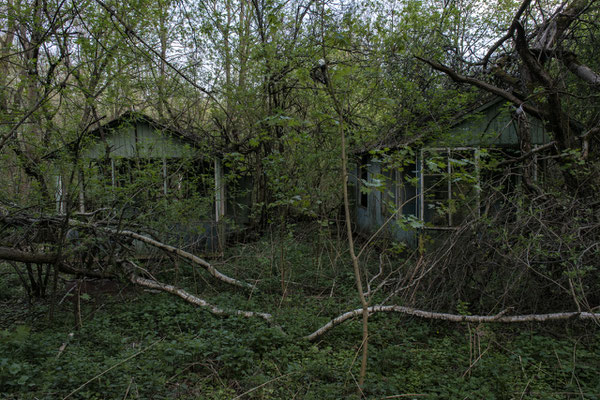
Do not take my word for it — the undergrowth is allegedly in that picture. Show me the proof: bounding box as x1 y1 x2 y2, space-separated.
0 232 599 399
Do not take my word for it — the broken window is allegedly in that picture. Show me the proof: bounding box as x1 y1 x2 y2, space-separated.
421 148 479 228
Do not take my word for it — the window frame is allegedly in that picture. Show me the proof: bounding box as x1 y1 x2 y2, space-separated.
419 147 481 230
358 154 369 209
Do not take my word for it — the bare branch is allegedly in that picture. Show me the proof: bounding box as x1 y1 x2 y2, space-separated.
306 305 600 341
562 52 600 89
92 0 229 117
482 0 534 69
130 275 272 321
531 0 591 52
98 226 255 290
495 140 557 167
416 56 547 120
0 246 57 264
514 22 554 88
1 214 255 290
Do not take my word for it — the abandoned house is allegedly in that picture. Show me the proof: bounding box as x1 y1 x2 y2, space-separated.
352 97 552 245
56 112 251 251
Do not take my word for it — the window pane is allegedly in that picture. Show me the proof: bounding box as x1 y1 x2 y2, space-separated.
450 150 477 225
401 165 417 217
359 154 368 208
423 173 449 226
421 149 479 227
381 169 397 218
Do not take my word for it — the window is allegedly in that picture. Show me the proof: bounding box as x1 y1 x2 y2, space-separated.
381 169 396 217
358 154 369 208
401 163 418 218
381 164 417 220
421 148 479 228
165 158 214 201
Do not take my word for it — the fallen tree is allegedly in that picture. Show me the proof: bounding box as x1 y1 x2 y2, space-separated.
4 212 600 340
0 213 255 290
306 305 600 341
96 225 255 290
0 246 58 264
130 274 271 321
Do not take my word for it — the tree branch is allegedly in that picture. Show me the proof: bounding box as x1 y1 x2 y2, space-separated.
98 226 256 290
531 0 590 53
0 246 57 264
495 140 556 167
514 22 554 88
0 246 113 279
130 275 272 321
92 0 230 117
482 0 533 69
306 305 600 341
1 214 255 290
561 52 600 89
416 56 547 119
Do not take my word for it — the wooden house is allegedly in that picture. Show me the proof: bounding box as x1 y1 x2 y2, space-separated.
60 112 250 251
352 97 552 245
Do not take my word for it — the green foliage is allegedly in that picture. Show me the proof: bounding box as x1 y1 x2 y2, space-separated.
1 235 599 399
2 0 600 398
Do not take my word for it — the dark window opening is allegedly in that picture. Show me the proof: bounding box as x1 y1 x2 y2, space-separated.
381 169 397 217
359 154 369 208
401 164 417 217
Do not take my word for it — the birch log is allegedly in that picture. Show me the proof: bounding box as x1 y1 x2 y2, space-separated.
77 222 255 290
306 305 600 341
131 275 271 321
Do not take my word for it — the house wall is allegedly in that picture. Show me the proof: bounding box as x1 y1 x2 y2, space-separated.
353 100 550 247
80 118 258 252
448 99 549 147
352 158 418 245
83 121 194 159
225 173 253 226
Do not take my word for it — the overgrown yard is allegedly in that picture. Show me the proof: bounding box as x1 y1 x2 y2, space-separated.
1 235 599 399
2 0 600 398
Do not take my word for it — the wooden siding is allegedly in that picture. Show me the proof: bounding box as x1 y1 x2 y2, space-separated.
83 121 194 159
353 98 550 246
446 99 549 147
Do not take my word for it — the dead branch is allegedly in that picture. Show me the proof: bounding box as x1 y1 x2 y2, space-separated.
482 0 533 69
130 275 272 321
96 226 255 290
0 246 57 264
306 305 600 341
495 140 556 167
416 56 548 120
0 246 111 279
1 214 255 289
561 52 600 89
531 0 591 53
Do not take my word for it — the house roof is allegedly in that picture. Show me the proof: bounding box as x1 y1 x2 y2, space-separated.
355 95 550 155
43 112 218 160
89 111 203 147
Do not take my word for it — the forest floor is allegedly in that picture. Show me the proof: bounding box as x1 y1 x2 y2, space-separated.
1 232 599 399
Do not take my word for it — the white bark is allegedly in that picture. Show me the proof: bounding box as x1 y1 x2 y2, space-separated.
68 220 255 290
111 228 255 290
131 275 271 321
306 305 600 341
565 59 600 88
